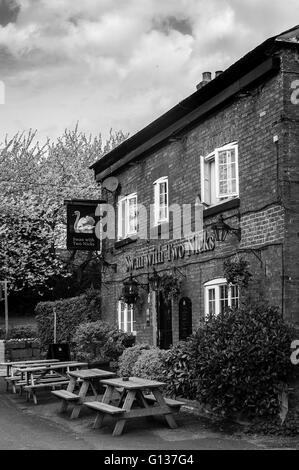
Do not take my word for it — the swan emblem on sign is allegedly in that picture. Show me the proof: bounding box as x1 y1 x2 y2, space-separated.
73 211 96 234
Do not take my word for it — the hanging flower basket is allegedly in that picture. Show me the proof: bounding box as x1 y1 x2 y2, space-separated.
159 273 182 300
223 256 252 288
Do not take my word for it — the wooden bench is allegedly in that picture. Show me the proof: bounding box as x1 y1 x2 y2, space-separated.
24 380 70 405
51 389 80 401
51 389 80 413
85 401 124 429
4 376 22 393
15 375 67 392
144 394 184 410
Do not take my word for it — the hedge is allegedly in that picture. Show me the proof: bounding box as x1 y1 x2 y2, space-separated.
35 288 101 348
132 348 168 382
193 304 295 417
0 326 38 340
118 344 152 377
72 320 135 363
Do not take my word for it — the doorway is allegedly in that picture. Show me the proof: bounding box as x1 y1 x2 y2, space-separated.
157 292 173 349
179 297 192 340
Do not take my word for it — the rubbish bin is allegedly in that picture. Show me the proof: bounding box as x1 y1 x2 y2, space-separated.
46 343 71 361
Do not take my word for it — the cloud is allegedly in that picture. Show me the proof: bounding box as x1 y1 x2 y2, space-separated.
0 0 298 143
0 0 20 26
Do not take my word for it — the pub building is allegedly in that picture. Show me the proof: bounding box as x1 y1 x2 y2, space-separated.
90 26 299 348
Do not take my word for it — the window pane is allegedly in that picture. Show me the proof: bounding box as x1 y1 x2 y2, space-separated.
119 301 125 331
219 284 229 314
121 200 126 238
208 288 216 316
128 197 137 234
156 179 168 222
218 148 237 197
230 285 239 309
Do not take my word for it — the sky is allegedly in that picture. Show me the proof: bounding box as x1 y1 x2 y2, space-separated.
0 0 298 144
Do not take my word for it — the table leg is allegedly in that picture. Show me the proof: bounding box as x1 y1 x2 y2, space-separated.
6 366 10 391
89 381 98 399
66 376 77 393
93 385 115 429
58 376 76 413
112 390 136 437
152 389 177 429
70 380 89 419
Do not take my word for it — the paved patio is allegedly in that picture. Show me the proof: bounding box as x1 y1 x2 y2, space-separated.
1 377 298 450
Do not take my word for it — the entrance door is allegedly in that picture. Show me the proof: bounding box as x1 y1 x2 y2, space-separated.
157 292 173 349
179 297 192 340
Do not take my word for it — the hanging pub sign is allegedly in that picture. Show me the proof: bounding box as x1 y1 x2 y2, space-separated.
65 199 105 251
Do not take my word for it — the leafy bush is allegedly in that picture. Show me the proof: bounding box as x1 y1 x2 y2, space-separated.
223 256 252 288
132 348 169 382
103 329 135 362
194 304 295 417
35 292 100 348
163 339 199 399
72 320 135 363
118 343 152 377
0 326 38 340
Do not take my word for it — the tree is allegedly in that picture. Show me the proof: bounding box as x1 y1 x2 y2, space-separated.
0 125 128 294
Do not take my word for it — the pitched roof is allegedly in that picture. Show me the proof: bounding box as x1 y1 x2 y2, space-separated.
91 25 299 179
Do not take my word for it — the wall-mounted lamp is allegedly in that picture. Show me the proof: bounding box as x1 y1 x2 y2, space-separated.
211 215 241 242
122 274 140 304
148 268 161 291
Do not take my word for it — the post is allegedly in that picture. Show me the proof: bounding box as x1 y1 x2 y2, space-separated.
4 281 8 338
152 291 157 347
53 307 57 344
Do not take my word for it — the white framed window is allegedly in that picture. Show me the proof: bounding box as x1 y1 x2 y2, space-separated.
201 142 239 207
154 176 168 225
204 278 239 318
117 193 137 239
118 301 136 335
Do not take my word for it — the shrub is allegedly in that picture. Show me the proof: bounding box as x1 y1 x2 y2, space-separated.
103 329 135 362
0 326 38 340
163 339 199 399
132 348 169 382
194 304 295 417
72 321 112 362
118 343 152 377
35 292 100 348
72 321 135 363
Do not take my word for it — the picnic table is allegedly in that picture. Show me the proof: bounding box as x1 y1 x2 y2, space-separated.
1 359 60 392
14 361 88 404
85 376 184 437
52 368 116 419
1 359 60 379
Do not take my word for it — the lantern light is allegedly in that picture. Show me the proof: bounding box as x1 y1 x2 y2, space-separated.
122 274 139 304
149 268 161 291
211 215 241 242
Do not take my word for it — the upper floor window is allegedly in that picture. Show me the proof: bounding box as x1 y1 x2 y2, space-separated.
204 278 239 318
201 142 239 207
117 193 137 240
154 176 168 225
118 300 136 335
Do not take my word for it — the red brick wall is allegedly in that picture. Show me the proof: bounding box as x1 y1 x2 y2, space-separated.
280 49 299 325
99 46 299 343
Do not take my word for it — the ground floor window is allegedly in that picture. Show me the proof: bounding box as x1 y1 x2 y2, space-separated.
204 278 239 317
118 301 136 335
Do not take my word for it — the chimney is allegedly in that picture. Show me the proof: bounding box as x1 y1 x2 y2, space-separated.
196 71 212 90
215 70 223 78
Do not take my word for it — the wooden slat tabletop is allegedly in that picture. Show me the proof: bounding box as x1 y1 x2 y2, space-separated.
68 368 116 380
100 376 166 389
0 359 60 367
14 362 88 373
